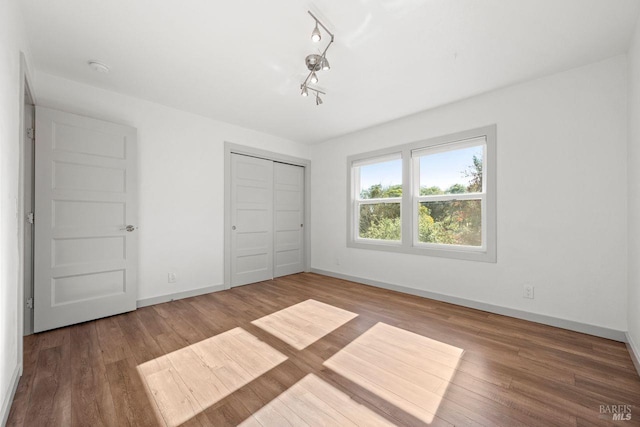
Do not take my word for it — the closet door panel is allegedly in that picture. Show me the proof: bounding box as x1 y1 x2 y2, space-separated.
274 162 305 277
230 154 274 286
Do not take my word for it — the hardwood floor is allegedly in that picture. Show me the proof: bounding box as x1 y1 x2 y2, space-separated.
7 273 640 426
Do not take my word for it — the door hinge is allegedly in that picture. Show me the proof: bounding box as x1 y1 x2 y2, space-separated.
27 212 34 224
26 298 33 309
26 128 34 140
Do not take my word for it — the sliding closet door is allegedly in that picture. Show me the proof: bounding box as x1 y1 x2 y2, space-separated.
230 154 274 287
274 162 305 277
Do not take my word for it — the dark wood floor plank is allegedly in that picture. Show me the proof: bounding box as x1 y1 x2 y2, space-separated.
6 334 41 427
70 322 118 427
95 315 136 365
6 272 640 426
37 326 70 350
136 305 174 338
186 296 238 335
117 311 164 364
25 344 71 426
151 301 209 345
105 358 161 427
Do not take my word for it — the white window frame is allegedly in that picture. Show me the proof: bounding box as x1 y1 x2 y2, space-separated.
347 125 496 263
352 153 403 246
412 137 487 252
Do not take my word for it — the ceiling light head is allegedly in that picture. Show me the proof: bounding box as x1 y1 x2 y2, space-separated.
311 22 322 42
301 86 309 97
321 56 330 71
310 72 318 84
315 93 323 105
88 60 110 74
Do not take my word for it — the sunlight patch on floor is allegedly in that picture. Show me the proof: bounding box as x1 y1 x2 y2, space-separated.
324 322 463 424
239 373 394 427
137 327 287 427
251 299 358 350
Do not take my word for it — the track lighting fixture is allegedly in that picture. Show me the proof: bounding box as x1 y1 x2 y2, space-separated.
300 11 334 105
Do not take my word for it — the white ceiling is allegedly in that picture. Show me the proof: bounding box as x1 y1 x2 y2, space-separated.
19 0 640 144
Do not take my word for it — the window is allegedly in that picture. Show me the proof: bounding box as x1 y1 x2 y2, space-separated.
413 139 485 249
353 154 402 243
347 126 496 262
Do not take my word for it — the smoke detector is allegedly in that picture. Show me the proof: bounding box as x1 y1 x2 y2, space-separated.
88 61 110 74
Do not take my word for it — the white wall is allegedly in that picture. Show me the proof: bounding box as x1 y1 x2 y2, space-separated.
628 19 640 358
34 72 309 301
0 0 31 423
310 56 628 333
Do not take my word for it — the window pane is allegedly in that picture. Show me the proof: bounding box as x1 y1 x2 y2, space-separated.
359 159 402 199
419 145 483 195
418 200 481 246
359 203 401 241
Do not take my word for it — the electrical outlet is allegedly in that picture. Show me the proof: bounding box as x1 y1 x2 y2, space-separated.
335 258 340 266
523 284 534 299
168 272 177 283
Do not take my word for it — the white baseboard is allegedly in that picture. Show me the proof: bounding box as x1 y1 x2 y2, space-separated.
137 284 226 308
1 363 21 426
626 333 640 377
311 268 627 342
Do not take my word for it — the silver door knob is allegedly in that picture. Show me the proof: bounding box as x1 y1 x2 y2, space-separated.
121 225 136 232
232 225 237 230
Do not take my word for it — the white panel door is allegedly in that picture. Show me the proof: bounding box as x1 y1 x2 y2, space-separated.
274 162 304 277
34 107 138 332
231 154 274 287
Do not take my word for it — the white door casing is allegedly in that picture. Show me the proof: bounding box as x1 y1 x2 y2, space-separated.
23 97 35 335
274 162 304 277
34 107 138 332
230 154 274 287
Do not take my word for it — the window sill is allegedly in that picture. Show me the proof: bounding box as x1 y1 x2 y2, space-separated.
347 240 496 263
